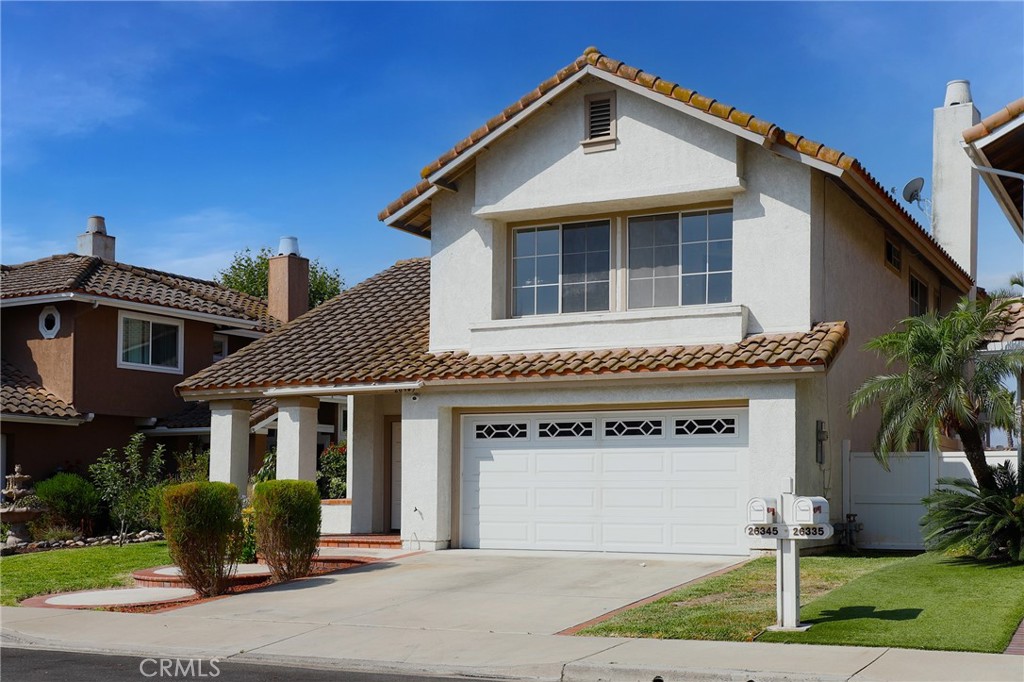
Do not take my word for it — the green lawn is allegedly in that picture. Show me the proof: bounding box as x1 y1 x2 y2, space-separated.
579 553 907 642
759 552 1024 653
0 542 171 606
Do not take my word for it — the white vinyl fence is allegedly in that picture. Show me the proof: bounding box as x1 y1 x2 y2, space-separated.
844 448 1018 550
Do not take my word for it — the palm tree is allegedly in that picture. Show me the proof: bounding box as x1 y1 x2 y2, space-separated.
851 296 1024 491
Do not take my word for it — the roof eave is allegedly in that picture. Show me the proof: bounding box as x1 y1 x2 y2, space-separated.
837 168 974 290
0 413 85 426
962 134 1024 239
0 291 273 330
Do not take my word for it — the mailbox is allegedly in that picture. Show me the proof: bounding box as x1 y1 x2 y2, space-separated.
746 497 778 524
791 496 830 525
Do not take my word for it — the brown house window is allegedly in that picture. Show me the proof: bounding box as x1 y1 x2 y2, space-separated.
118 311 183 374
909 275 929 317
884 238 902 273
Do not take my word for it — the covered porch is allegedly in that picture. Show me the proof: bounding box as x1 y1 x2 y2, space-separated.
206 386 409 538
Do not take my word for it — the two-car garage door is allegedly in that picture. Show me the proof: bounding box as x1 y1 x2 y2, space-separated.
460 409 749 555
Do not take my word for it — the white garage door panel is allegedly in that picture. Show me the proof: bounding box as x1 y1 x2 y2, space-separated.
536 452 598 473
462 409 749 555
671 487 741 509
672 450 741 472
603 489 666 509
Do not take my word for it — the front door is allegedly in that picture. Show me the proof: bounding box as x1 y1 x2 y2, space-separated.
390 421 402 531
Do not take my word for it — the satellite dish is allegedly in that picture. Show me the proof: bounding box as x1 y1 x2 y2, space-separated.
902 177 925 204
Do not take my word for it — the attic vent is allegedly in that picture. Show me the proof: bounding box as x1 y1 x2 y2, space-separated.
583 93 617 153
588 98 612 137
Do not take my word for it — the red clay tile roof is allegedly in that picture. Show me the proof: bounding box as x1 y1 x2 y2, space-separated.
178 259 849 395
989 300 1024 346
1 254 279 332
153 397 277 430
1 360 82 421
377 47 970 285
963 97 1024 143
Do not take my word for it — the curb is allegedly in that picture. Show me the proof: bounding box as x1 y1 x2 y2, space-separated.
561 660 852 682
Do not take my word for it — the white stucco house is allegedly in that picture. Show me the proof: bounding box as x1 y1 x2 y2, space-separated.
179 47 977 556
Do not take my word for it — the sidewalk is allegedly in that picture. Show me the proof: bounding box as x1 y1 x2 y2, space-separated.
2 606 1021 682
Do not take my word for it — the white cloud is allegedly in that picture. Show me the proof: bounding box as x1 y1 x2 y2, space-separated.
1 4 339 167
0 226 67 264
119 208 283 280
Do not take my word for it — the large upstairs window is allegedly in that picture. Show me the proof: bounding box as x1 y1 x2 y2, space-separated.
628 209 733 309
118 311 183 374
512 221 610 316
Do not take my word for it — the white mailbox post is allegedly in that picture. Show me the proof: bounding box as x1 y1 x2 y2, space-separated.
746 479 833 631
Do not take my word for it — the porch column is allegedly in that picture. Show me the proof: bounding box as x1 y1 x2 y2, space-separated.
209 399 251 493
276 396 319 481
348 394 382 533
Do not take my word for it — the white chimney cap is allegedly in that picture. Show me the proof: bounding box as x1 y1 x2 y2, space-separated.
944 80 973 107
277 236 301 257
86 216 107 234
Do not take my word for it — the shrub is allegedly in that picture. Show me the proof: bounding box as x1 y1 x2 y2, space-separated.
239 507 257 564
316 442 347 500
174 445 210 483
33 473 100 535
251 449 277 486
89 433 165 544
921 462 1024 562
253 480 321 581
28 520 76 543
160 482 243 597
144 483 170 531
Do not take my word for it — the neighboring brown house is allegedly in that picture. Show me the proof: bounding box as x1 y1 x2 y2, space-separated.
0 217 332 480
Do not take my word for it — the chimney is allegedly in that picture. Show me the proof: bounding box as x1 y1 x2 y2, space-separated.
76 216 116 261
931 80 980 281
267 236 309 322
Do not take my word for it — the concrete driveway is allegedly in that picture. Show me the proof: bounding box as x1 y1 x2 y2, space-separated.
164 550 742 635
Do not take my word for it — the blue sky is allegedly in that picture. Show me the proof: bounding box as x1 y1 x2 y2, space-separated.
2 2 1022 289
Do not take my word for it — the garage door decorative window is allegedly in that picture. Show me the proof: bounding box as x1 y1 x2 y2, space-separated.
604 419 663 437
475 423 528 440
538 421 594 438
675 417 736 436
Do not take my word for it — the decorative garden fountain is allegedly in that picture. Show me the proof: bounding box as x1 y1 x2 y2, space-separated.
1 464 42 545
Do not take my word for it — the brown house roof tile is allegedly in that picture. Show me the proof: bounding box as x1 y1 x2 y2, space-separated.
377 47 969 285
1 254 279 332
178 259 849 395
1 360 82 421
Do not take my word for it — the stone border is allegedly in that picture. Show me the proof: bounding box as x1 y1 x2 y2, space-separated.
133 564 272 589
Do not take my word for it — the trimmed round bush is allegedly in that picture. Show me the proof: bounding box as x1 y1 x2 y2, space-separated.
253 480 321 581
34 473 100 535
160 482 243 597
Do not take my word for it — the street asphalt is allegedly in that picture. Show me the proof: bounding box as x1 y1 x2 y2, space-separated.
0 647 506 682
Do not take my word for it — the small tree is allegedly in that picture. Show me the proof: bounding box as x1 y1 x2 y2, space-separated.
89 433 165 545
851 296 1024 492
216 247 343 309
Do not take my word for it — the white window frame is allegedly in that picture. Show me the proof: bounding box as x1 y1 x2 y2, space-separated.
117 310 185 375
38 305 61 339
625 207 734 310
510 221 612 318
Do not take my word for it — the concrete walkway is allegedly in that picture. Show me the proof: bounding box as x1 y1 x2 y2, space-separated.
2 550 1020 681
